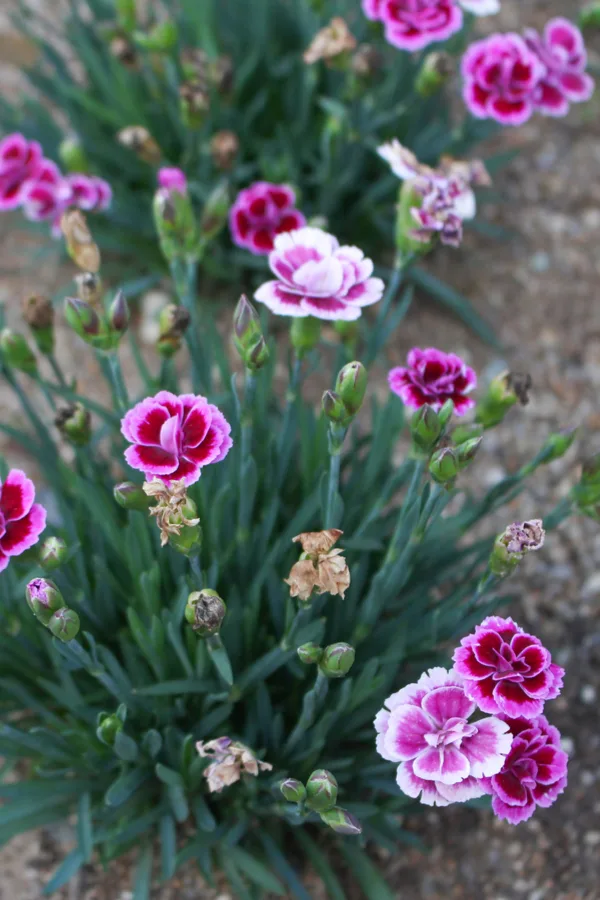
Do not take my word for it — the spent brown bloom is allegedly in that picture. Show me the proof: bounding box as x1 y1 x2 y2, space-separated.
60 210 101 273
285 529 350 602
196 737 272 793
22 294 53 330
143 478 200 546
303 17 357 66
210 130 239 170
117 125 161 164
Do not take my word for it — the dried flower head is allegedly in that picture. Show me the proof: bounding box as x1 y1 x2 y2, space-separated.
110 35 137 68
210 130 239 170
143 478 200 546
60 210 101 272
196 737 272 793
285 529 350 602
506 372 533 406
501 520 545 555
75 272 103 306
117 126 161 164
304 17 357 65
351 43 383 77
22 294 53 330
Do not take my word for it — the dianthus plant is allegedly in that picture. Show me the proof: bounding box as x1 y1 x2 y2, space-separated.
0 193 593 899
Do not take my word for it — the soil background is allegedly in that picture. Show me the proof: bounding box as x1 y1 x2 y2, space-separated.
0 1 600 898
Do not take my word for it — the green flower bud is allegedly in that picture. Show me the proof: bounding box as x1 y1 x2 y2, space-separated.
26 578 64 625
320 806 362 836
39 537 67 571
411 405 442 455
540 427 578 463
233 295 269 370
415 51 453 98
116 0 137 33
297 642 323 665
58 137 90 173
199 182 230 243
48 608 80 642
451 422 484 446
306 769 338 811
322 390 350 426
64 297 102 340
97 712 124 746
168 496 202 556
246 336 270 371
134 20 178 52
455 436 483 469
113 481 150 511
55 402 92 446
153 188 199 263
157 305 190 357
335 361 367 417
290 316 321 356
0 328 37 374
184 589 226 636
108 289 130 336
319 643 355 678
429 446 459 485
22 294 54 355
280 778 307 804
438 399 454 428
476 371 531 429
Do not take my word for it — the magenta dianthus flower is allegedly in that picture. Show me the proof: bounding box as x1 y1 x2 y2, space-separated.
525 17 594 117
158 167 188 194
0 469 47 572
254 226 384 320
453 616 564 720
388 347 477 415
0 133 43 211
362 0 499 52
482 715 568 823
461 33 545 126
229 182 305 256
121 391 233 486
375 667 512 806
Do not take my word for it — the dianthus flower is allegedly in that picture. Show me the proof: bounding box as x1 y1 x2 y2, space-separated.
453 616 564 719
196 737 272 793
121 391 233 486
229 182 305 255
525 17 594 117
482 715 568 823
375 667 512 806
0 133 43 211
0 469 47 572
254 227 384 320
388 347 477 415
158 167 188 194
362 0 499 52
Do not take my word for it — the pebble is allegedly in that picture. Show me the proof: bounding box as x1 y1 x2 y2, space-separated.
583 832 600 847
581 571 600 598
561 736 575 756
580 685 597 705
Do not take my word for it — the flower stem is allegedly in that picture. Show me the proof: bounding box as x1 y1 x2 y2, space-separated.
365 254 411 365
276 355 303 485
237 370 257 553
48 353 68 388
325 424 347 529
171 258 209 393
106 353 129 414
384 458 426 565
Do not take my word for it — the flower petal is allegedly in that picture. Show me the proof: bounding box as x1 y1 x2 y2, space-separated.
383 705 433 761
462 716 512 778
0 503 46 556
0 469 35 521
413 745 471 785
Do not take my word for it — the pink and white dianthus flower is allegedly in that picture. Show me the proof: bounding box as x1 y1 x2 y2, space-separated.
254 227 384 321
482 715 568 823
158 167 188 194
0 469 47 572
362 0 499 52
65 174 112 211
388 347 477 415
462 33 545 125
525 17 595 117
229 182 306 256
0 133 43 211
453 616 564 720
121 391 233 486
375 667 512 806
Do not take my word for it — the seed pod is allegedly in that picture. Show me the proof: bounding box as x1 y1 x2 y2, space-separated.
39 536 67 571
48 607 81 642
297 642 323 665
0 328 37 374
306 769 338 811
55 402 92 446
184 589 226 636
168 497 202 556
320 806 362 835
22 294 54 355
75 272 103 307
26 578 64 625
113 481 150 511
117 125 161 165
335 361 367 416
280 779 307 803
319 642 355 678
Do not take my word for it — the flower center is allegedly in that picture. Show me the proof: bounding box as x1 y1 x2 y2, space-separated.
424 716 477 748
492 643 530 680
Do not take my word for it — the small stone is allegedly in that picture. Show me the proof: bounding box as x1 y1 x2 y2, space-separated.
581 770 596 787
580 684 597 705
560 736 575 756
582 572 600 598
584 831 600 847
530 251 550 273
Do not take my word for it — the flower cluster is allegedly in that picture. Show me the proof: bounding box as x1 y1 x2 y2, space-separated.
0 469 46 572
462 18 594 125
388 347 477 416
362 0 499 52
229 182 306 255
376 617 567 822
0 133 111 236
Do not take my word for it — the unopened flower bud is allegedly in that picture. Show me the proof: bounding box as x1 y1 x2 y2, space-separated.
97 712 124 745
200 182 229 242
153 188 200 263
75 272 103 306
61 209 101 272
116 0 136 32
179 80 210 130
210 130 239 170
280 778 307 803
476 370 531 429
437 399 454 428
39 536 67 571
156 304 190 357
117 126 161 165
290 316 321 356
319 806 362 836
247 336 270 371
490 519 545 577
297 642 323 665
64 297 101 339
109 289 130 335
48 607 80 642
411 405 442 454
185 589 226 636
26 578 64 625
168 499 202 555
0 328 37 374
134 20 178 52
306 769 338 811
319 642 355 678
22 294 54 354
540 427 578 463
429 446 459 485
114 481 150 511
455 436 483 469
55 402 92 446
415 52 454 97
451 422 484 446
58 137 90 173
233 295 269 371
322 390 349 425
335 361 367 417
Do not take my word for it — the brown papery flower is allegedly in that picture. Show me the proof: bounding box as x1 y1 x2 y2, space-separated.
60 210 101 273
196 737 272 794
285 529 350 602
210 130 239 171
117 125 161 164
143 478 200 546
22 294 53 330
303 17 357 66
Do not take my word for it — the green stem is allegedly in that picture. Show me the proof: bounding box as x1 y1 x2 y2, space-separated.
171 258 209 393
190 554 203 587
276 356 303 485
47 353 68 388
284 670 328 753
106 353 129 414
384 458 426 565
325 424 346 529
365 255 409 365
237 370 257 551
280 605 310 651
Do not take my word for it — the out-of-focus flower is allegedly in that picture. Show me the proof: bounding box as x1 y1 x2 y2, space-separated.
255 227 384 320
362 0 499 53
158 167 187 194
156 304 191 357
0 328 37 374
210 130 239 170
196 737 272 793
0 133 43 211
415 51 454 97
0 469 46 572
117 125 161 164
179 81 210 130
65 174 112 211
303 17 357 65
482 715 568 823
489 519 545 576
351 44 383 78
375 667 512 806
525 17 595 116
55 402 92 446
453 616 564 719
229 182 306 256
121 391 233 486
285 529 350 602
461 33 545 125
21 159 67 237
388 348 477 416
60 209 101 272
144 478 200 547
